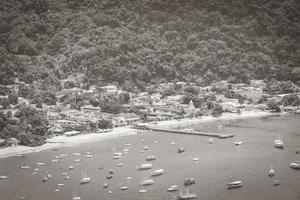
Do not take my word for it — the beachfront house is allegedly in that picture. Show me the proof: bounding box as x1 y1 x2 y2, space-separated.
81 105 101 113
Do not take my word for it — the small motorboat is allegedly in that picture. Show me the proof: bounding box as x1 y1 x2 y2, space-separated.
69 165 74 170
74 159 81 163
120 186 128 191
106 174 113 179
144 146 149 150
234 141 243 146
0 175 8 180
268 166 275 176
109 169 114 174
139 189 147 193
154 140 158 144
137 163 152 170
103 183 109 188
84 154 93 158
184 178 195 186
171 142 176 145
126 177 132 180
57 183 64 187
64 175 70 180
123 148 129 153
274 135 284 149
167 185 179 192
112 155 122 159
80 170 91 184
41 177 48 182
150 169 164 176
47 174 52 179
125 143 131 146
54 188 60 192
192 158 199 161
72 153 81 156
108 190 112 194
227 180 243 189
62 172 68 176
117 163 124 167
37 162 45 166
290 162 300 169
72 190 81 200
140 179 154 186
177 147 185 153
146 155 156 161
208 139 214 144
51 159 59 163
19 165 30 169
175 188 196 199
80 177 91 184
273 180 280 186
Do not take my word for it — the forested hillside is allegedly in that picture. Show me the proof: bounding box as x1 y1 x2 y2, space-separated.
1 0 300 91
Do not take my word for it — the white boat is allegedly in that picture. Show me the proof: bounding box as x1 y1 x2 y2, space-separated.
268 166 275 176
0 175 8 180
146 155 156 161
69 165 74 170
80 170 91 184
47 174 52 179
274 135 284 148
120 186 128 191
72 153 81 156
227 180 243 189
137 163 152 170
19 165 30 169
117 163 124 167
74 159 81 162
51 159 59 163
167 185 179 192
37 162 45 166
192 158 199 161
103 183 109 188
144 145 149 150
72 190 81 200
177 147 185 153
234 141 243 146
109 169 114 174
140 178 154 186
125 143 131 146
84 154 93 158
126 177 132 180
208 139 214 144
139 189 147 193
154 140 158 144
65 175 70 180
123 148 129 152
112 155 122 159
171 142 176 145
290 162 300 169
176 188 197 199
106 174 113 179
62 172 68 176
41 177 48 182
150 169 164 176
108 190 112 194
57 183 64 187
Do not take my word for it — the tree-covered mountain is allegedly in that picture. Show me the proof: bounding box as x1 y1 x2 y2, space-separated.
1 0 300 91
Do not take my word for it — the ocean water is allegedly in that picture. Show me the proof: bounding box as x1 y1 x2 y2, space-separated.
0 114 299 200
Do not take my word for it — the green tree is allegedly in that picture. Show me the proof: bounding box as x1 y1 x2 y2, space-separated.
98 119 113 129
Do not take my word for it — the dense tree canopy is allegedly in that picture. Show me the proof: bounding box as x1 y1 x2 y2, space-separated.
0 0 299 91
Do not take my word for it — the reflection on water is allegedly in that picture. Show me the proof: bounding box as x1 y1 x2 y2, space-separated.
0 114 300 200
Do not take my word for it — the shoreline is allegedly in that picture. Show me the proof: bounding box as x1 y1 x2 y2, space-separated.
0 110 286 159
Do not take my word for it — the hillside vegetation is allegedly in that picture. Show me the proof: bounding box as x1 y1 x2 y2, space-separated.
0 0 300 91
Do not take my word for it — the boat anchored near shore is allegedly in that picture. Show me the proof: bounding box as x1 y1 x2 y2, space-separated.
274 135 284 149
175 188 196 200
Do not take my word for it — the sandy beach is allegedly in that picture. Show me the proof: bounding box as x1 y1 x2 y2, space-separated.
0 111 282 159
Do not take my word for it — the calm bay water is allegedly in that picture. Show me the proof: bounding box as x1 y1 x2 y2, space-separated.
0 114 300 200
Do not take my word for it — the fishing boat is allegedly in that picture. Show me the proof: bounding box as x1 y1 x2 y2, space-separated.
0 175 8 180
167 185 179 192
137 163 152 170
227 180 243 189
146 155 156 161
234 141 243 145
120 186 128 191
19 165 30 169
290 162 300 169
175 188 197 199
80 170 91 184
268 166 275 176
72 190 81 200
150 169 164 176
274 135 284 149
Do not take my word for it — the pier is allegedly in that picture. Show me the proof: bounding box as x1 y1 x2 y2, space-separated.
147 127 234 139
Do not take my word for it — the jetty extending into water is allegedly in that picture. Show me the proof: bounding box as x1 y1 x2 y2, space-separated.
147 127 234 139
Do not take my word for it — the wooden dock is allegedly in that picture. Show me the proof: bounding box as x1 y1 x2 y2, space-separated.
147 127 234 139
